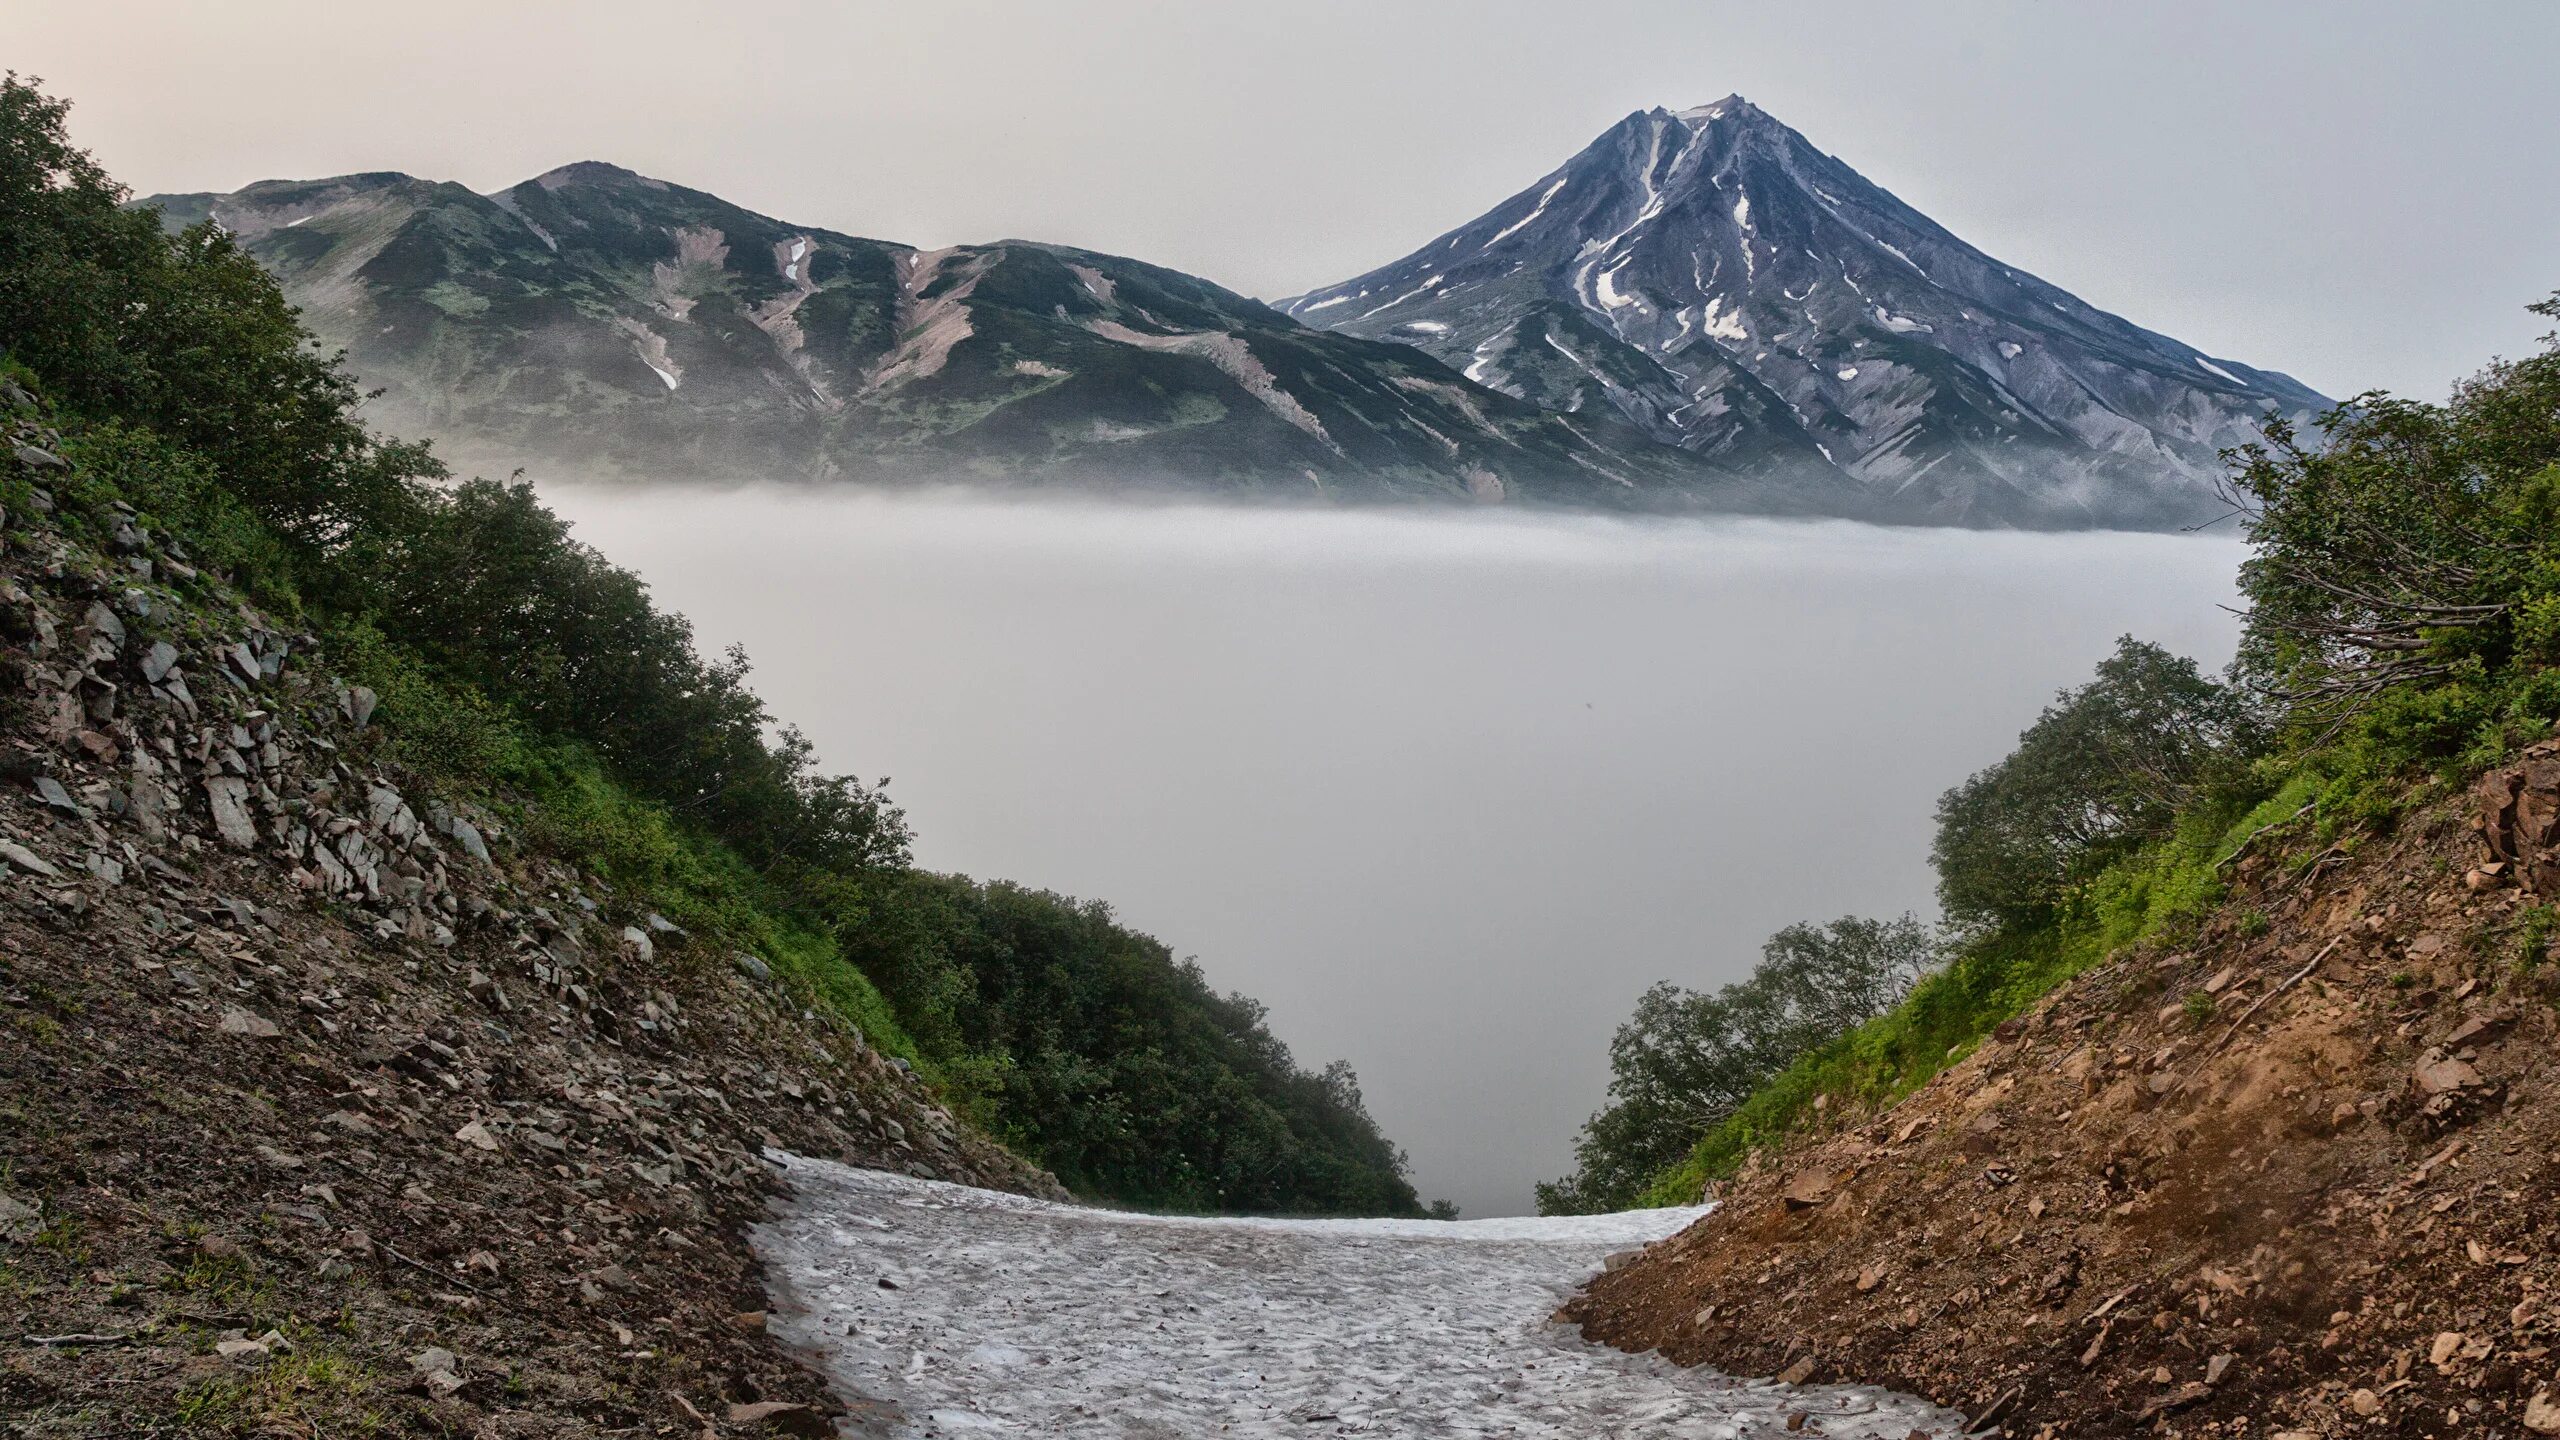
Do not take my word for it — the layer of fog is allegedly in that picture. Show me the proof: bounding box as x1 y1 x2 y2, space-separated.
540 486 2245 1217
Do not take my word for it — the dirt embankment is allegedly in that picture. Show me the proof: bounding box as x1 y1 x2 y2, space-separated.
0 407 1060 1435
1569 741 2560 1438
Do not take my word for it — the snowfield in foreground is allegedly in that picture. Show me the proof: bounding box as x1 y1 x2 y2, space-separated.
755 1155 1962 1437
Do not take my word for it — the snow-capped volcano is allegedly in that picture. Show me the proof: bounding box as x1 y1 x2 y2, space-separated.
1281 97 2329 527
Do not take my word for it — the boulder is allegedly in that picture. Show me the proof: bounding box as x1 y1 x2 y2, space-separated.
1782 1167 1837 1210
205 775 258 848
0 839 60 878
217 1007 282 1039
2477 739 2560 894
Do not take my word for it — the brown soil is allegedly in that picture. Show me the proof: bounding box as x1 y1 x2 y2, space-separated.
1567 743 2560 1438
0 418 1060 1435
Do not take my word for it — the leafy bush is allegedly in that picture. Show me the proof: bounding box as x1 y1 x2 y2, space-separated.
841 871 1423 1215
1932 636 2260 927
1538 916 1936 1214
2225 304 2560 720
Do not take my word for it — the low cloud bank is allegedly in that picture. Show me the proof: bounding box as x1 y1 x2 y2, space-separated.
542 483 2245 1215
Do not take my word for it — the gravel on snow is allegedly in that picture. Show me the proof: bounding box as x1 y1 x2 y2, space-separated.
755 1154 1963 1437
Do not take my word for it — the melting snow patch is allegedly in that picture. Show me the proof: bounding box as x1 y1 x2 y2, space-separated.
1731 193 1752 230
1836 367 1859 381
1594 262 1637 310
1484 176 1570 250
1998 341 2023 360
757 1157 1959 1438
1401 321 1452 334
285 215 311 228
2194 356 2247 386
1699 296 1747 342
1298 294 1353 312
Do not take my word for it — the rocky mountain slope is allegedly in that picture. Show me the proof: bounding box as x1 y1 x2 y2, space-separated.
137 168 1803 511
1564 741 2560 1435
0 386 1060 1436
1281 98 2331 528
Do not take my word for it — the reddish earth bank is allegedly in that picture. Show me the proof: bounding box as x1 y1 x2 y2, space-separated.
1570 742 2560 1438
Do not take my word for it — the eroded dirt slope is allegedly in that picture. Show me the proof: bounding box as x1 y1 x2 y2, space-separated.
0 399 1061 1436
1569 743 2560 1438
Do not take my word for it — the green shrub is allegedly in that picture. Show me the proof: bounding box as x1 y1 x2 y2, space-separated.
1932 637 2260 927
1538 915 1937 1214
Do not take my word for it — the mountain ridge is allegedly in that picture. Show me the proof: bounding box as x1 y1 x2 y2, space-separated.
140 164 1828 515
1280 97 2331 528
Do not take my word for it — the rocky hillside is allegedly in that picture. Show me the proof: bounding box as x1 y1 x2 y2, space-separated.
138 167 1799 512
0 385 1060 1436
1282 98 2330 529
1565 743 2560 1436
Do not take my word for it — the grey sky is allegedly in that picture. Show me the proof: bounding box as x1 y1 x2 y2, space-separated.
14 0 2556 401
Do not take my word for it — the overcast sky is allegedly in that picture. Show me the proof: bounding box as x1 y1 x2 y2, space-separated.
16 1 2555 400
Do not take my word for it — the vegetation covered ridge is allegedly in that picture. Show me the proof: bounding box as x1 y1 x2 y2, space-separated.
0 74 1423 1219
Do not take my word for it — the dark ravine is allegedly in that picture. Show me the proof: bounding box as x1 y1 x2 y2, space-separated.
1282 97 2332 529
139 167 1810 514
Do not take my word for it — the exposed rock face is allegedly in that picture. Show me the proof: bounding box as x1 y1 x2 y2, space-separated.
136 168 1788 513
1282 97 2331 529
0 399 1061 1434
1561 736 2560 1436
2476 737 2560 893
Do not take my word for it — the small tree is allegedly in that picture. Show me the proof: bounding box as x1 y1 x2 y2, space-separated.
1538 915 1936 1213
2222 297 2560 718
1932 637 2258 927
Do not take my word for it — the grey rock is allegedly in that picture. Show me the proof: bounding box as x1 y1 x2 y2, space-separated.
732 952 773 983
12 443 66 471
82 601 126 650
140 640 180 684
448 817 490 864
366 785 418 842
645 911 682 935
342 685 378 728
218 1007 283 1040
205 775 259 848
0 839 61 878
32 776 84 815
619 926 653 965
